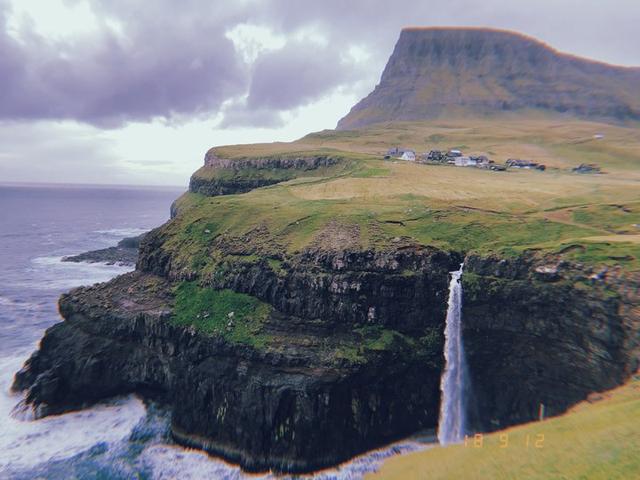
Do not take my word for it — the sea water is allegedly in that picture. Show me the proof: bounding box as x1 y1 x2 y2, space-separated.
0 183 426 479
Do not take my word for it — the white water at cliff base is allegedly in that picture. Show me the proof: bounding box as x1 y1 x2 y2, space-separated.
437 263 468 445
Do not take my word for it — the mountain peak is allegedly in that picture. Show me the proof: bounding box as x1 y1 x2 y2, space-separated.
337 28 640 129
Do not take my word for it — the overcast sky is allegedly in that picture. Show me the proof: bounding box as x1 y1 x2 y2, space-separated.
0 0 638 187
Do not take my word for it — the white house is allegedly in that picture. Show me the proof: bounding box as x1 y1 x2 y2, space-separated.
400 150 416 161
454 156 477 167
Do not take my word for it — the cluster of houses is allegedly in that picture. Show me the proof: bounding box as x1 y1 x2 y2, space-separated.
384 147 509 171
383 146 606 175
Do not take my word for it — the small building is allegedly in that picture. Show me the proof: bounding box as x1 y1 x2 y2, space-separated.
448 149 463 158
400 150 416 161
471 155 493 168
454 156 477 167
426 150 447 162
573 163 601 174
506 158 545 170
387 147 410 157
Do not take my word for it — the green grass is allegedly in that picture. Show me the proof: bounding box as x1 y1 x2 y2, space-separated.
333 326 430 364
571 204 640 234
171 282 271 347
555 241 640 269
164 118 640 273
369 375 640 479
353 167 392 178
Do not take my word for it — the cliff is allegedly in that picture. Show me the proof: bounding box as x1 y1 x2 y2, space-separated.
338 28 640 129
188 150 342 198
12 200 640 471
13 245 456 472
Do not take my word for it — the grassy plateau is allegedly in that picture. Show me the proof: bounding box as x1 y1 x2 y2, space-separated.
171 116 640 270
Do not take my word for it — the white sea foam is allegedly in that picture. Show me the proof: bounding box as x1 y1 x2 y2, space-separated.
23 256 132 290
303 439 428 480
0 355 147 471
0 296 21 308
139 435 427 480
140 445 250 480
93 227 148 238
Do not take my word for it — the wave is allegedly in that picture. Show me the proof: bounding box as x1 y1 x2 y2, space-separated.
0 296 23 308
0 355 147 473
93 228 148 238
0 297 47 313
22 256 133 290
140 435 427 480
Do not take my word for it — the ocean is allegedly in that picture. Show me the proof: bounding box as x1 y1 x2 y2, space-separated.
0 183 423 479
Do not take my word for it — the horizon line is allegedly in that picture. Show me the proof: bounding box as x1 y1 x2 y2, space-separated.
0 180 186 190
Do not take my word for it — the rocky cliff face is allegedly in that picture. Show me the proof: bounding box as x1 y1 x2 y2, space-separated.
12 221 640 472
13 243 458 473
462 255 640 431
338 27 640 129
189 152 341 197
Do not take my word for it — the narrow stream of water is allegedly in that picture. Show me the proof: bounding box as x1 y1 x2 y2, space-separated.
437 263 467 445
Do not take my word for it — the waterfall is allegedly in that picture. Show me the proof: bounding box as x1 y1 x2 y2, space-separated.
437 263 467 445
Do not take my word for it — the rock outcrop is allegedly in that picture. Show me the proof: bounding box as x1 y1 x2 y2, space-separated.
189 152 341 197
62 233 147 266
13 245 458 473
13 226 640 472
462 254 640 431
338 27 640 129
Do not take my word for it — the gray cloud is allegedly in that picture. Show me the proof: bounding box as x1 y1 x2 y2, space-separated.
0 0 247 127
0 0 638 129
218 105 285 129
0 120 123 184
217 39 370 128
247 41 357 110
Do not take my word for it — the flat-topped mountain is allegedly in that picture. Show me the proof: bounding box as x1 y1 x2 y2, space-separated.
337 27 640 129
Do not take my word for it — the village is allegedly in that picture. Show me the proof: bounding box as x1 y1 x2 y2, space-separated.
384 146 544 172
383 147 604 174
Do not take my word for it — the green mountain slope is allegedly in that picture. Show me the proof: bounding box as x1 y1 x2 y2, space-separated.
337 28 640 129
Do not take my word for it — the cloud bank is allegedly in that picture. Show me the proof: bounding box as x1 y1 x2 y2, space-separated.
1 0 638 130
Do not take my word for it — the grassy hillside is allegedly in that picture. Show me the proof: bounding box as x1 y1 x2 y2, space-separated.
176 117 640 271
367 374 640 479
337 28 640 129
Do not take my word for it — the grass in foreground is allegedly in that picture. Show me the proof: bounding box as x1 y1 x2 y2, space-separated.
367 374 640 480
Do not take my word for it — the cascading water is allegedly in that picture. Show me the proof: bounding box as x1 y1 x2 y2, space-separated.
437 263 467 445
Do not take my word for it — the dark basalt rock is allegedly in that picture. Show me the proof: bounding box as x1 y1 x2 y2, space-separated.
11 239 640 472
189 155 341 198
12 246 456 473
62 233 147 266
461 254 640 432
188 175 283 197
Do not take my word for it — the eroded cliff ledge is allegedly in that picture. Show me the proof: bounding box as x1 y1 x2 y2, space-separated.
13 243 457 473
187 149 342 198
11 148 640 472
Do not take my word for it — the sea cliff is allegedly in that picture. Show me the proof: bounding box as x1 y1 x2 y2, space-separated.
12 158 639 471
